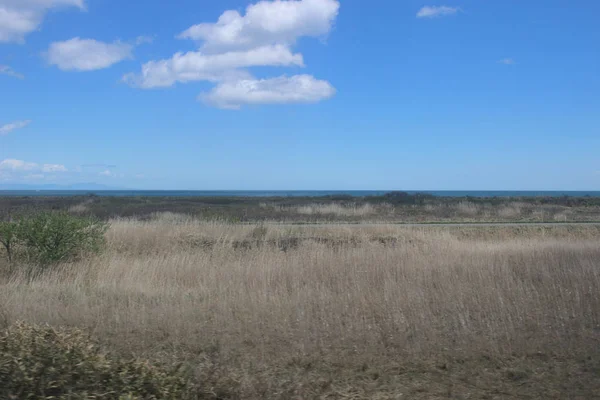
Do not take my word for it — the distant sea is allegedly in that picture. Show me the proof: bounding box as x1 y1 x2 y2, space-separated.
1 190 600 198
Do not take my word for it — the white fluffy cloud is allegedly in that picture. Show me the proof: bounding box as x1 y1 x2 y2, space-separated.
416 6 459 18
0 158 38 171
126 0 338 109
179 0 339 52
202 74 336 109
0 0 84 43
125 45 304 88
47 37 133 71
0 120 31 136
0 65 24 79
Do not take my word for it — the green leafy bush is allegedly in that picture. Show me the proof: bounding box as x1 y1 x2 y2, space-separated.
0 220 18 265
10 212 107 267
0 322 196 399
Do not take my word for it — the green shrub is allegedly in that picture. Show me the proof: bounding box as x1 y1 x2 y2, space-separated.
0 322 196 399
0 220 18 265
16 212 108 267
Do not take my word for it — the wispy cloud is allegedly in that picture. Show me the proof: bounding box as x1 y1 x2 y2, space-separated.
417 6 460 18
498 58 516 65
24 174 45 180
135 35 154 45
0 120 31 136
0 159 38 171
81 163 117 169
99 170 125 178
0 65 24 79
0 159 67 173
42 164 68 173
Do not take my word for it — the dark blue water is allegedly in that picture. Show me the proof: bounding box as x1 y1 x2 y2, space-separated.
1 190 600 198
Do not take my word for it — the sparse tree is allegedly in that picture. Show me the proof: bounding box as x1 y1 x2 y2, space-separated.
0 221 17 267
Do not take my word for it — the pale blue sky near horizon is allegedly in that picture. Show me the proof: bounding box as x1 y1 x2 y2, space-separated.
1 0 599 190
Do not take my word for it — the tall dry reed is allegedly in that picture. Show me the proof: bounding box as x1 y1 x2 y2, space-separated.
1 219 598 365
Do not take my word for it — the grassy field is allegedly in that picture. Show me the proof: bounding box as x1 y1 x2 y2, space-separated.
1 211 599 398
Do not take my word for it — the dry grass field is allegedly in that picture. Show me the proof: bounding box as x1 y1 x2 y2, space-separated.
1 214 600 398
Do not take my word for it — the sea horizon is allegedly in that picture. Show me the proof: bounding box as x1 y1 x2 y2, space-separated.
1 190 600 198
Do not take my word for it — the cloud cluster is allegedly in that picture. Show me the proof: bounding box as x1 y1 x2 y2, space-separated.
0 158 69 182
47 37 133 71
0 159 130 183
0 120 31 136
126 0 339 109
416 6 459 18
0 157 132 184
0 159 38 171
178 0 339 52
0 158 68 173
0 161 72 184
0 0 84 43
124 44 304 88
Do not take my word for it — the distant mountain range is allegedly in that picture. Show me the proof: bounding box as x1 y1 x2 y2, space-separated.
0 183 127 191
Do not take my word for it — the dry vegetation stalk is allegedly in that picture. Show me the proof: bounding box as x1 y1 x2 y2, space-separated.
1 218 599 398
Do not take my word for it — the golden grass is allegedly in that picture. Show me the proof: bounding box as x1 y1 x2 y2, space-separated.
1 219 599 398
260 202 383 217
416 201 592 223
454 200 480 216
295 203 377 216
67 199 94 214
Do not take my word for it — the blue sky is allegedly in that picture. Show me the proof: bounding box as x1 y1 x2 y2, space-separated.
1 0 599 190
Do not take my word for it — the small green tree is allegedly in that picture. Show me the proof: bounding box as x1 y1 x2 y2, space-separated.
16 212 108 267
0 220 18 266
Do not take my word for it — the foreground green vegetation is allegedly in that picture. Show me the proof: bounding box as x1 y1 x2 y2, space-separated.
0 322 195 400
0 212 107 271
0 211 599 398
